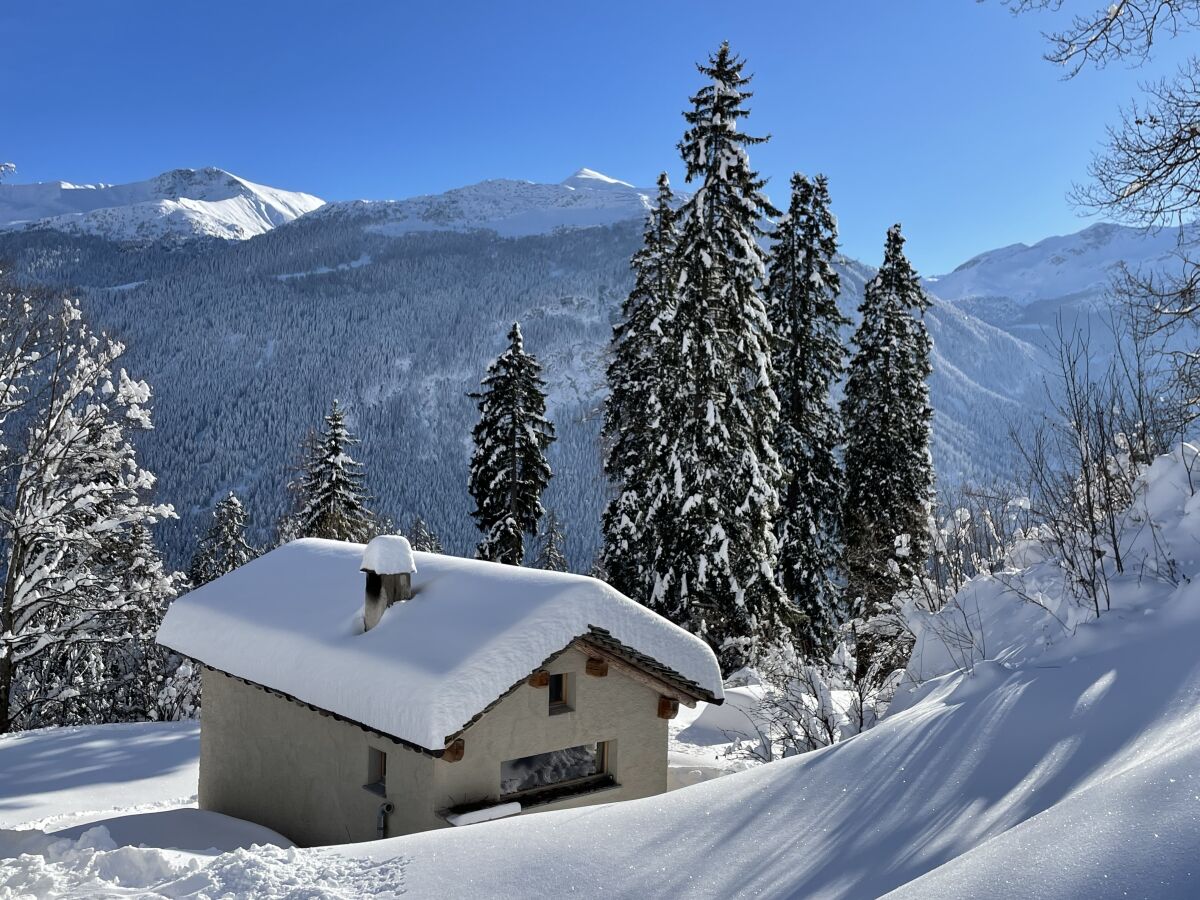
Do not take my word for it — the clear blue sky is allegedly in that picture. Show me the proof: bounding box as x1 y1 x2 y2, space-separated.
0 1 1191 273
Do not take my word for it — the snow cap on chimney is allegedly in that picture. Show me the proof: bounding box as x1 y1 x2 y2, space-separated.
361 534 417 576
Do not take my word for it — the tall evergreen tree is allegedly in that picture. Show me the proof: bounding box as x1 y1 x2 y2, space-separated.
841 224 934 676
189 492 257 587
280 400 375 543
405 515 444 554
468 323 555 565
536 509 569 572
601 173 678 601
648 42 787 673
766 173 849 656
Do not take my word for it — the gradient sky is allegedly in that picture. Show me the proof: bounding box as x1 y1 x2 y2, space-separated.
0 1 1191 273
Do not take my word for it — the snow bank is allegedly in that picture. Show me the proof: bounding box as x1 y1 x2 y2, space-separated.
906 444 1200 686
0 826 408 897
48 808 291 856
158 539 723 751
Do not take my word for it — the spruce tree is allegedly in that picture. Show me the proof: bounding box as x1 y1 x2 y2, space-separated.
601 173 678 602
189 492 258 587
281 399 375 543
405 515 444 554
468 323 555 565
536 509 569 572
766 173 849 656
841 224 934 677
103 523 185 722
648 42 787 673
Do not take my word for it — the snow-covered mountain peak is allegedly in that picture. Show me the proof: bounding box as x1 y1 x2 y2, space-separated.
312 171 657 238
560 168 637 191
0 168 324 242
927 221 1193 306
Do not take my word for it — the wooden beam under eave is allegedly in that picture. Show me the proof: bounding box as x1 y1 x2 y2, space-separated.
573 639 697 707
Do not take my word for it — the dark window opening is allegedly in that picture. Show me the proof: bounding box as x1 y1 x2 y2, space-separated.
365 746 387 796
548 673 570 713
500 741 608 798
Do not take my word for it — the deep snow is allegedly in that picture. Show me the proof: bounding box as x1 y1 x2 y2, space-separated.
8 451 1200 897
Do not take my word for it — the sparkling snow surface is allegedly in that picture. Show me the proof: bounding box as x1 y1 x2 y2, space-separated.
157 539 723 750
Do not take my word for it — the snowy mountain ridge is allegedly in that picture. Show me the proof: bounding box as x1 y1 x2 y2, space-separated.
926 221 1193 307
311 167 664 238
0 167 325 242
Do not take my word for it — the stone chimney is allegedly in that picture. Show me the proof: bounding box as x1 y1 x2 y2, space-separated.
360 535 417 632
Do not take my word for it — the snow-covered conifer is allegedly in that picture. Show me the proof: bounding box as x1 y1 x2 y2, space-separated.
280 400 375 543
601 174 678 602
536 509 569 572
468 323 555 565
405 515 444 554
767 173 850 656
189 492 258 587
100 523 186 722
841 224 935 676
648 43 787 672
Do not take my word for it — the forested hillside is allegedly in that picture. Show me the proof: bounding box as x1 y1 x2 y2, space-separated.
0 209 1047 569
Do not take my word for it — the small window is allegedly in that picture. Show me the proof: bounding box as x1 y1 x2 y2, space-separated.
500 741 609 798
365 747 387 796
548 673 571 713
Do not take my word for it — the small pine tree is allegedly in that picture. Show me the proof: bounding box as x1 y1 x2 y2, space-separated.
281 399 375 543
405 515 444 553
841 224 935 677
536 510 569 572
103 523 186 722
601 173 678 602
647 42 787 673
766 173 850 656
468 323 556 565
189 492 258 587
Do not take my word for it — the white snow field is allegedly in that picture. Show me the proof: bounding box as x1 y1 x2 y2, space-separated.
7 450 1200 896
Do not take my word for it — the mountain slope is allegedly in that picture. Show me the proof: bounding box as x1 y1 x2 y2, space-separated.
0 176 1048 568
923 222 1199 360
0 168 324 242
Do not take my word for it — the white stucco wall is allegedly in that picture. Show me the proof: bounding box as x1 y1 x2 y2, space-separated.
198 645 671 845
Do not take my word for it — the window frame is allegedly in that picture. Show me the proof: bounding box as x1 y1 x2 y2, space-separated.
498 740 611 802
548 672 572 714
364 746 388 797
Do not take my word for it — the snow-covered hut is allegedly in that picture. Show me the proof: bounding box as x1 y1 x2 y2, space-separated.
157 537 724 846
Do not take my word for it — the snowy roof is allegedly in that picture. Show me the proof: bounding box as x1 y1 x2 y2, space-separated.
157 539 723 752
360 535 416 575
